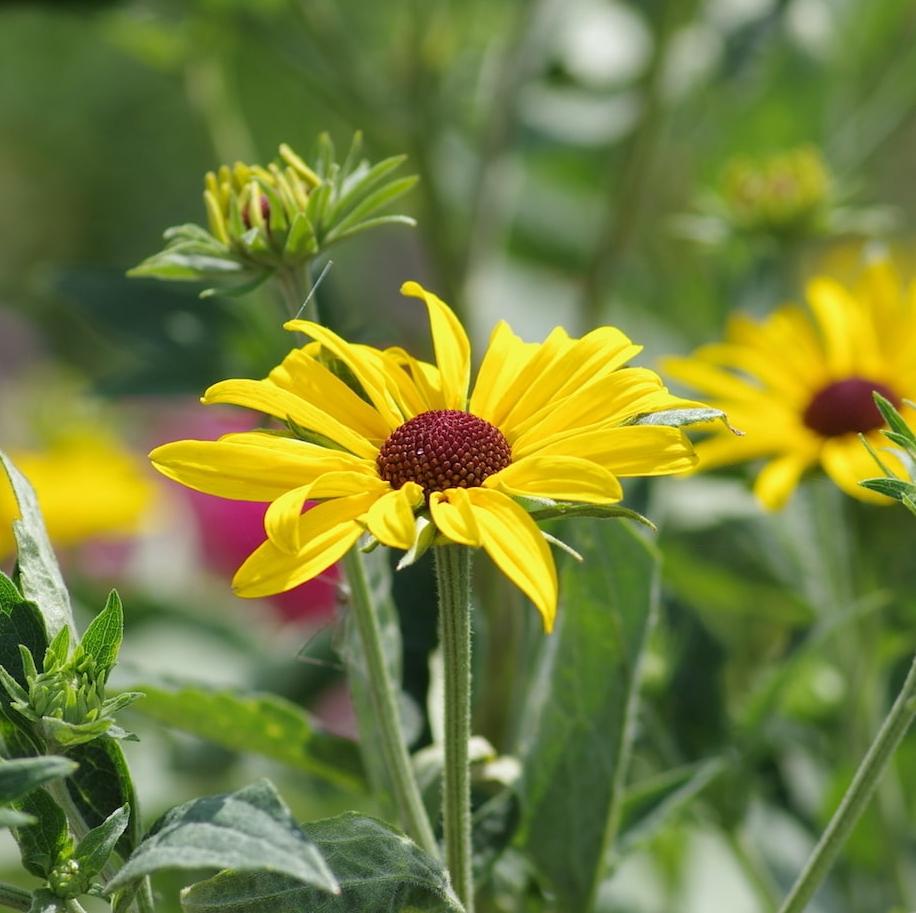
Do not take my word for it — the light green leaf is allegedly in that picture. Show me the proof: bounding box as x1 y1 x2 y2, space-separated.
0 451 76 640
324 214 416 247
527 500 656 529
860 477 916 501
127 251 246 281
79 590 124 681
0 757 77 805
180 812 463 913
73 804 130 880
628 406 737 432
518 520 659 911
125 681 363 791
105 780 338 896
327 154 409 224
283 212 319 258
325 176 417 242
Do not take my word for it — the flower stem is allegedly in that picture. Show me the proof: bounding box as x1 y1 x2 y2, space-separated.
777 652 916 913
435 545 474 913
0 883 31 913
341 549 438 855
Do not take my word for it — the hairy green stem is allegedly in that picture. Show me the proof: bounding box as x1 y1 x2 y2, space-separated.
0 883 31 913
435 546 474 912
341 550 438 855
778 653 916 913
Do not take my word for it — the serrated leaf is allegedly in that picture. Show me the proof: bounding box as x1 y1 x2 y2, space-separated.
74 804 130 880
79 590 123 681
0 451 76 640
180 812 462 913
105 780 338 896
0 756 77 805
519 520 658 910
13 786 72 878
65 736 141 857
327 154 409 224
126 682 363 791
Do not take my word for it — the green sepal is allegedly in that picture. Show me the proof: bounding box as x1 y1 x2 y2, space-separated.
43 627 70 674
284 212 319 259
396 514 436 570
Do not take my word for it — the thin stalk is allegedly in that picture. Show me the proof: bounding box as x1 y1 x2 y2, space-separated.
0 883 31 913
726 826 781 912
777 653 916 913
435 546 474 912
277 265 316 323
341 550 438 855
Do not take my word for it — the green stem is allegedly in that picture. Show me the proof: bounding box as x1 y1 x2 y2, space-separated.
777 652 916 913
435 546 474 913
277 264 316 323
0 883 31 913
341 550 438 855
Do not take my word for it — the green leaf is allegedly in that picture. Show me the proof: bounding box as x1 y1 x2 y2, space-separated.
13 787 72 878
283 212 319 259
127 251 246 281
525 500 656 529
79 590 124 681
0 806 35 827
327 154 409 224
27 889 64 913
324 214 417 247
0 757 77 805
616 757 726 856
104 779 338 896
0 580 48 691
180 812 463 913
628 406 737 431
0 451 76 640
64 737 141 857
325 176 418 243
73 804 130 880
874 393 916 443
518 520 658 911
860 477 916 501
126 681 363 790
43 626 70 672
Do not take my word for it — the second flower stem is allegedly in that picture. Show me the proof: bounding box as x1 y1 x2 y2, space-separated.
435 545 474 913
777 652 916 913
341 549 438 856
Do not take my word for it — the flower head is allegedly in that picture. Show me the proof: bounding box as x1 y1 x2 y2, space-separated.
663 257 916 509
150 283 701 631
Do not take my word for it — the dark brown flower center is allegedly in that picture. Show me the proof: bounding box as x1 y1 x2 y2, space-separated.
377 409 511 497
802 377 899 437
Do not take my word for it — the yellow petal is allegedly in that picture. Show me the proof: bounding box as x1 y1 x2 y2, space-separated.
401 281 471 410
429 489 481 546
820 435 904 504
234 493 377 597
465 488 558 632
533 426 698 477
282 320 404 429
265 472 386 553
203 378 378 459
149 436 364 501
806 277 860 376
269 348 391 443
487 455 622 503
752 451 816 510
384 346 446 412
469 321 537 423
366 482 424 549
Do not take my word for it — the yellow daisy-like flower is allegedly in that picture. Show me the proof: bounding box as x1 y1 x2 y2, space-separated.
663 258 916 509
150 282 700 631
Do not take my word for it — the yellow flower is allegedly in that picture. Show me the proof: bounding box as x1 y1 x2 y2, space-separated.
150 283 700 631
1 434 153 556
663 258 916 509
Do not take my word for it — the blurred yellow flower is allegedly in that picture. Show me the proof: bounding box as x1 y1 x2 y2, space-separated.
1 434 154 556
151 282 700 632
663 258 916 509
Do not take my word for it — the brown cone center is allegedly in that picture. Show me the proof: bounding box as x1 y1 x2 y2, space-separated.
802 377 899 437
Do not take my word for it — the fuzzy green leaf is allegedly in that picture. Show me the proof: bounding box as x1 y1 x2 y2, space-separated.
27 889 63 913
105 780 338 896
127 251 246 281
628 406 736 431
860 477 916 501
0 757 77 805
79 590 124 681
13 787 72 878
0 451 76 640
126 682 363 790
179 812 462 913
519 520 659 910
73 804 130 880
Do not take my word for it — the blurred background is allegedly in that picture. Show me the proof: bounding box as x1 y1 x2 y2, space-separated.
1 1 916 911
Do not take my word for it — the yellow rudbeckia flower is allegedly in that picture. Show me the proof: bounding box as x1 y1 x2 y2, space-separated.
150 282 700 631
663 258 916 509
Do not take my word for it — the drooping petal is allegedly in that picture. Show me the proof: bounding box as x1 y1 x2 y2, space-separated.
532 425 698 477
486 455 622 503
234 492 378 597
265 472 387 553
400 281 471 410
429 489 481 546
366 482 424 549
752 451 816 510
149 436 367 500
465 488 558 632
202 379 378 458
